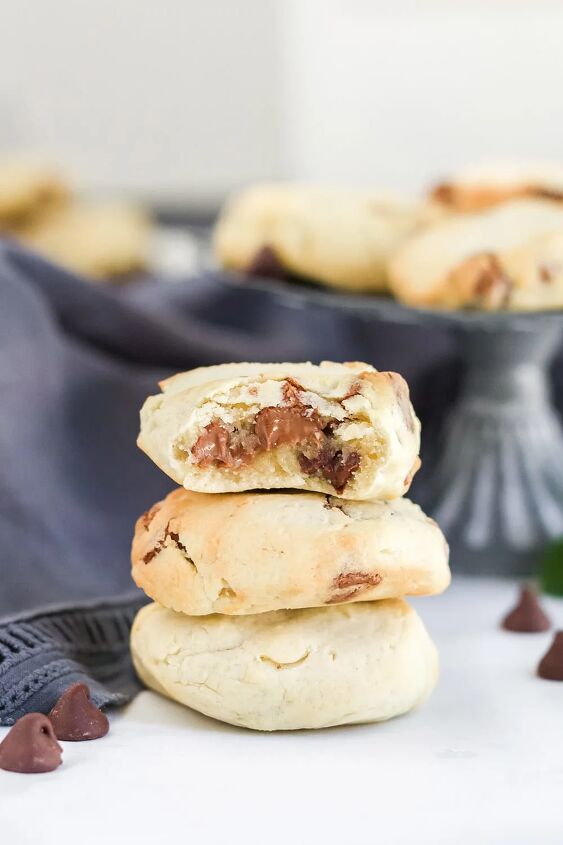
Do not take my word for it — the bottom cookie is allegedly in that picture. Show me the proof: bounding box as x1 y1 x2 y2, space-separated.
130 600 438 731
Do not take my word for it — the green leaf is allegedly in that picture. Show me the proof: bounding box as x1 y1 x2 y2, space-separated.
540 537 563 596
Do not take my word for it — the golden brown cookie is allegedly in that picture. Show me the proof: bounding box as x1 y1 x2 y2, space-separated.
132 488 450 615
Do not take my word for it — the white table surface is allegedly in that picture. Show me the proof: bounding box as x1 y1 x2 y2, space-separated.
1 577 562 845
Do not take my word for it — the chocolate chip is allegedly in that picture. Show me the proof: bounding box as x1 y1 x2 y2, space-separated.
255 406 324 450
333 571 382 590
0 713 62 773
299 446 360 494
538 262 560 284
501 585 551 633
326 570 382 604
191 419 234 468
537 631 563 681
246 245 287 280
534 187 563 203
48 682 109 741
430 182 455 205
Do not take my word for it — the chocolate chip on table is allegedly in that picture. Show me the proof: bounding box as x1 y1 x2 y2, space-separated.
501 585 551 633
0 713 62 773
537 631 563 681
48 682 109 741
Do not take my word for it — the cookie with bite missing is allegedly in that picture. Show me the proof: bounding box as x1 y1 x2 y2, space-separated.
131 599 439 731
214 183 440 292
132 488 450 616
138 361 421 500
388 199 563 311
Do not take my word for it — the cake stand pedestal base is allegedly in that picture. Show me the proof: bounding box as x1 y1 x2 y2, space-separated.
416 323 563 575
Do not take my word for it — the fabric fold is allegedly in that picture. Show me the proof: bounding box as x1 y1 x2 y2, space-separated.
0 598 144 725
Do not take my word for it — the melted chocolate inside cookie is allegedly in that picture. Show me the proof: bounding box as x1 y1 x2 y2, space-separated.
190 380 361 492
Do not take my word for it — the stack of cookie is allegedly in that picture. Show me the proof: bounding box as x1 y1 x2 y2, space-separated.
130 361 450 731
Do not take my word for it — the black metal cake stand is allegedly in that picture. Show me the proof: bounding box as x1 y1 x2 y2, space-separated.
212 269 563 577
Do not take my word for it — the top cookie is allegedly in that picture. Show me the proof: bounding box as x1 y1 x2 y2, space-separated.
0 158 69 228
214 183 439 292
431 160 563 212
388 199 563 310
138 361 421 499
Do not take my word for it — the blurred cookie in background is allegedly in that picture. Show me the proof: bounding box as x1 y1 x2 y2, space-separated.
19 202 152 281
214 183 442 293
0 157 69 229
431 160 563 213
388 199 563 311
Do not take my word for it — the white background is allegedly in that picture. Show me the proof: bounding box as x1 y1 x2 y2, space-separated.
1 1 563 201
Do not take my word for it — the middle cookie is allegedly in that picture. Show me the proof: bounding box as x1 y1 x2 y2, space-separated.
132 488 450 615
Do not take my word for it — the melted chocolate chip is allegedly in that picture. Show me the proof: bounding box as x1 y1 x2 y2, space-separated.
326 571 382 604
534 187 563 203
333 572 382 590
191 420 235 468
299 446 360 494
0 714 62 773
48 683 109 741
190 420 259 469
537 631 563 681
254 407 324 450
501 585 551 633
247 245 287 279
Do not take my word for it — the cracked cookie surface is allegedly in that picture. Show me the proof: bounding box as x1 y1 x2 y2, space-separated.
131 599 439 731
